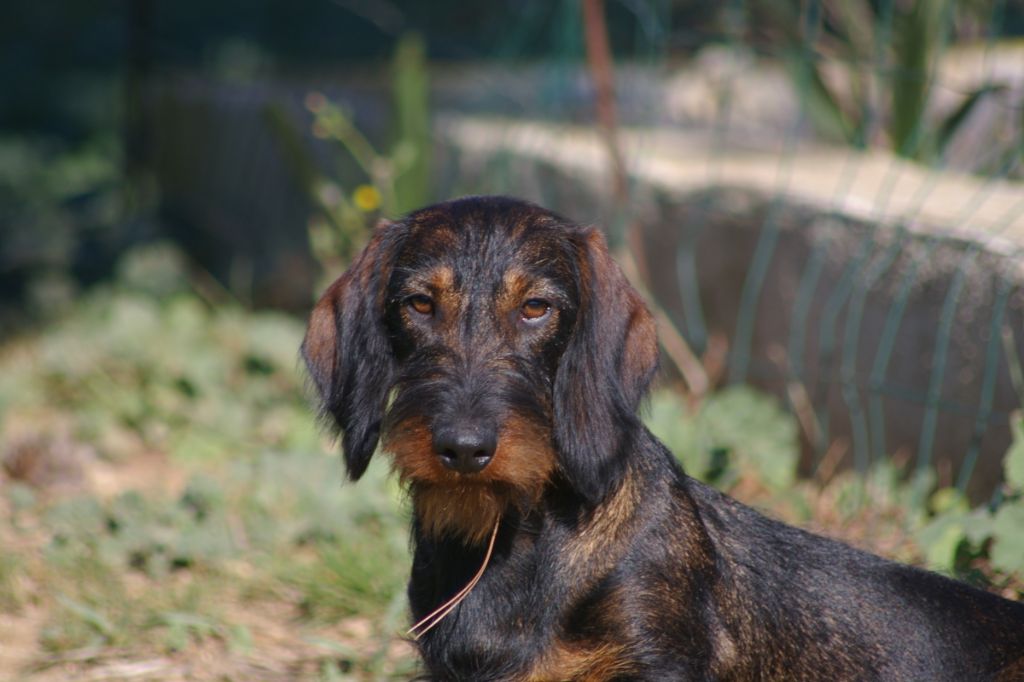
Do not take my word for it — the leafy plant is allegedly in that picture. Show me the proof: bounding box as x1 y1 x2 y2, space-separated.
771 0 1013 167
0 243 315 466
268 32 432 280
46 483 235 576
32 449 409 657
916 412 1024 586
0 131 135 338
646 386 799 491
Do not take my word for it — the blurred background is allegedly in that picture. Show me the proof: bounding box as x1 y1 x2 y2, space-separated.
2 0 1024 679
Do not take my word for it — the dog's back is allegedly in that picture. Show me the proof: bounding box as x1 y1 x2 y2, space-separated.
679 474 1024 680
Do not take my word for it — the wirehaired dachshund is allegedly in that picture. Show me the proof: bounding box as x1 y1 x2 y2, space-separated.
303 195 1024 681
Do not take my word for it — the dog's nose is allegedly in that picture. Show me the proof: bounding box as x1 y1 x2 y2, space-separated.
432 424 496 474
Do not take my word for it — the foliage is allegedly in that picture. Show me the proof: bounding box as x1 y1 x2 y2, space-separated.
268 32 432 283
773 0 1013 167
390 33 432 216
0 244 418 676
30 450 408 649
916 413 1024 581
0 243 317 466
0 134 127 319
646 385 799 491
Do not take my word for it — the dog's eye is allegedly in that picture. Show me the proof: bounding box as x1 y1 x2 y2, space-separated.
521 299 550 321
406 295 435 316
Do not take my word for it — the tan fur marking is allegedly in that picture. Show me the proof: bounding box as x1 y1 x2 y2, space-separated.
526 641 635 682
488 414 558 495
526 574 644 681
429 265 462 330
622 292 658 386
383 415 556 544
303 276 344 382
996 654 1024 681
564 470 640 575
303 220 396 387
428 265 455 293
499 268 531 314
403 265 458 307
413 484 510 545
583 229 658 395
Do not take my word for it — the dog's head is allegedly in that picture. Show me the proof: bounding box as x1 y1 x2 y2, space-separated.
303 196 657 543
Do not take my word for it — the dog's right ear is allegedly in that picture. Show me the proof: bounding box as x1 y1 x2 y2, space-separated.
302 221 402 480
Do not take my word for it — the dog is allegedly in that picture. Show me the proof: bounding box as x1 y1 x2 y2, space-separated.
302 195 1024 681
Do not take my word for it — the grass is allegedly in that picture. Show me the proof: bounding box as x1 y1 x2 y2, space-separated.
0 243 1020 680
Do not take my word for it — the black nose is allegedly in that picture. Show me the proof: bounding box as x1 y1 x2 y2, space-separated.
432 424 496 474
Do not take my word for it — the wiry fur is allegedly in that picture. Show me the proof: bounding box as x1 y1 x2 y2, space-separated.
304 196 1024 681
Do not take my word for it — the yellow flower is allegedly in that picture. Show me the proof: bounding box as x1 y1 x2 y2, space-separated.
353 185 381 212
304 91 327 113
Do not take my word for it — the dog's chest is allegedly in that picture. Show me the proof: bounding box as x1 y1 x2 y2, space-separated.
521 639 637 681
420 622 632 682
416 571 648 681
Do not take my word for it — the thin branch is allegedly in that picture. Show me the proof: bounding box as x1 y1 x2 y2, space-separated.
582 0 709 396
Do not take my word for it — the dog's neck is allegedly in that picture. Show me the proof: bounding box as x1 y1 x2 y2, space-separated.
408 427 709 604
406 427 721 679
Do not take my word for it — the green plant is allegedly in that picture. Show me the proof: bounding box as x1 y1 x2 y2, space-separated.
31 449 409 658
0 132 131 332
916 412 1024 587
0 245 416 676
645 386 799 491
773 0 1011 166
0 550 23 612
0 243 315 466
268 32 432 280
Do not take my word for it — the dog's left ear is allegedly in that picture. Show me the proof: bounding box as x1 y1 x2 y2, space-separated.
302 221 402 481
554 227 659 505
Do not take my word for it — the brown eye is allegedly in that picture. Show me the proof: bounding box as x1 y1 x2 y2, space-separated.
407 295 434 316
521 299 550 321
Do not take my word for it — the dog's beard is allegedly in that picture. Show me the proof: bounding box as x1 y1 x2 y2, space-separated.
382 414 556 545
408 481 513 545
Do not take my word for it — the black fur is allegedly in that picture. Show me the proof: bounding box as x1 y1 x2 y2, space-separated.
551 227 658 506
304 196 1024 681
301 221 407 479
